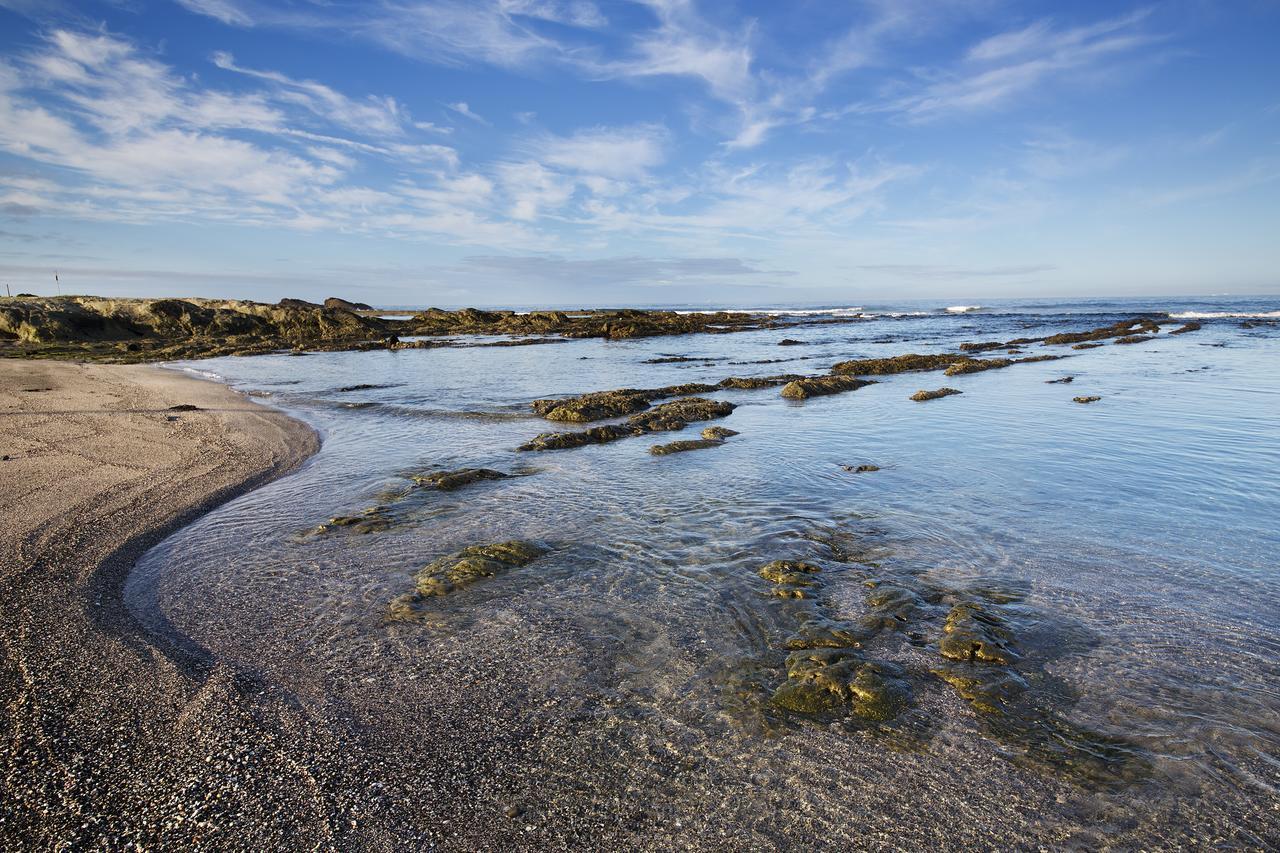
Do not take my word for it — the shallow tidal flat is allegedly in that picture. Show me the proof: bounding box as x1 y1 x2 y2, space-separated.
127 305 1280 848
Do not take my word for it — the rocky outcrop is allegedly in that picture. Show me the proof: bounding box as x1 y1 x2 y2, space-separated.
780 376 875 399
389 541 547 618
909 387 961 402
520 398 736 451
649 439 724 455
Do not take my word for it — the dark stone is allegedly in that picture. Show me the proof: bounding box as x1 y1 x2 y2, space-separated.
909 387 962 402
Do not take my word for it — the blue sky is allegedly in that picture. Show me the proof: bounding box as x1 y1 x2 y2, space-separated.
0 0 1277 307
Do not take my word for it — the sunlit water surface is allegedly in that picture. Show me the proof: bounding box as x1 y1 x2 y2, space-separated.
129 297 1280 847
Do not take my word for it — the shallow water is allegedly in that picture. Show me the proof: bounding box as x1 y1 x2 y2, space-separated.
129 296 1280 847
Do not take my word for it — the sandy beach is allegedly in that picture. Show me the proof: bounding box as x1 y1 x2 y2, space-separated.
0 361 325 848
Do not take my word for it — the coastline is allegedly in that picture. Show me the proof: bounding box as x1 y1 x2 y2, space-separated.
0 360 328 848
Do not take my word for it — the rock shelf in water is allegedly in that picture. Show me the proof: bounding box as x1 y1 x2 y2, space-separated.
519 398 737 451
910 387 962 402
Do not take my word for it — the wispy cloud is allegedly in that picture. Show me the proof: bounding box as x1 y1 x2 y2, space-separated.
892 9 1160 121
446 101 490 125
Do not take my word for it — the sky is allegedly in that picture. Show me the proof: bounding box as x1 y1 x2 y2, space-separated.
0 0 1277 308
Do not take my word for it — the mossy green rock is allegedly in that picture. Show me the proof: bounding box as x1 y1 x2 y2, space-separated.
784 615 873 650
780 376 875 399
931 662 1028 714
910 387 962 402
939 602 1019 665
759 560 821 584
829 353 963 376
701 426 739 439
649 439 724 455
410 468 509 491
411 540 547 598
773 650 910 721
310 506 395 536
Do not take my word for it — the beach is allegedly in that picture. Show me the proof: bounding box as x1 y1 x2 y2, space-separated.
0 361 326 848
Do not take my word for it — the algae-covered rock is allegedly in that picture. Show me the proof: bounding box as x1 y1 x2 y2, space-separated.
909 387 962 402
841 463 880 473
1169 321 1200 335
773 649 910 721
410 468 509 491
829 353 963 376
717 375 803 389
759 560 821 584
649 439 724 455
701 426 739 440
521 397 737 451
784 615 873 650
531 383 717 422
1072 342 1104 350
780 376 874 399
1114 335 1155 345
628 398 736 431
410 540 547 598
939 602 1019 665
943 358 1013 376
1072 395 1101 404
309 505 395 536
1046 376 1074 384
519 424 632 451
931 663 1028 714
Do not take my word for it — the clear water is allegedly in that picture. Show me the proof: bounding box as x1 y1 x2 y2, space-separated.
129 296 1280 847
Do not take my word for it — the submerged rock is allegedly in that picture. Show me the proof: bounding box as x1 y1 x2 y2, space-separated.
772 650 910 721
780 376 875 399
841 463 880 473
783 615 873 650
909 387 962 402
1169 321 1201 335
1114 335 1156 345
649 439 724 455
409 468 510 491
309 505 395 536
1046 376 1074 384
939 602 1019 665
701 426 740 439
777 339 805 346
1073 396 1102 404
931 663 1029 714
409 540 547 600
1072 342 1105 350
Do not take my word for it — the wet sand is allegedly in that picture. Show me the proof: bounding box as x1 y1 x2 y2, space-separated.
0 361 332 848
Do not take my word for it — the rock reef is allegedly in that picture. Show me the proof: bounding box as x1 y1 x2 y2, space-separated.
519 398 736 451
389 540 547 618
909 388 962 402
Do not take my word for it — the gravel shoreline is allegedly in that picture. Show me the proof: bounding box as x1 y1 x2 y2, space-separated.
0 361 344 849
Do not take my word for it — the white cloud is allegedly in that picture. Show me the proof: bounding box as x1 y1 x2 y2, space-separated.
211 52 406 137
446 101 490 125
173 0 254 27
534 125 667 179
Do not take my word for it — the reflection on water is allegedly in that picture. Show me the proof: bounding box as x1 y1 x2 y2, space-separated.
128 298 1280 846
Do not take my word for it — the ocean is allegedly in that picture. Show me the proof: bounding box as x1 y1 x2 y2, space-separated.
127 295 1279 846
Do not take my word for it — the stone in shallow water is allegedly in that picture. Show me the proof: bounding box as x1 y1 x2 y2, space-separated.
779 375 875 399
909 387 962 402
519 398 736 451
939 602 1019 665
408 540 547 600
309 505 395 536
783 615 874 650
772 649 911 721
931 662 1029 714
649 439 724 455
758 560 821 585
701 426 739 440
410 467 510 491
1072 395 1102 404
